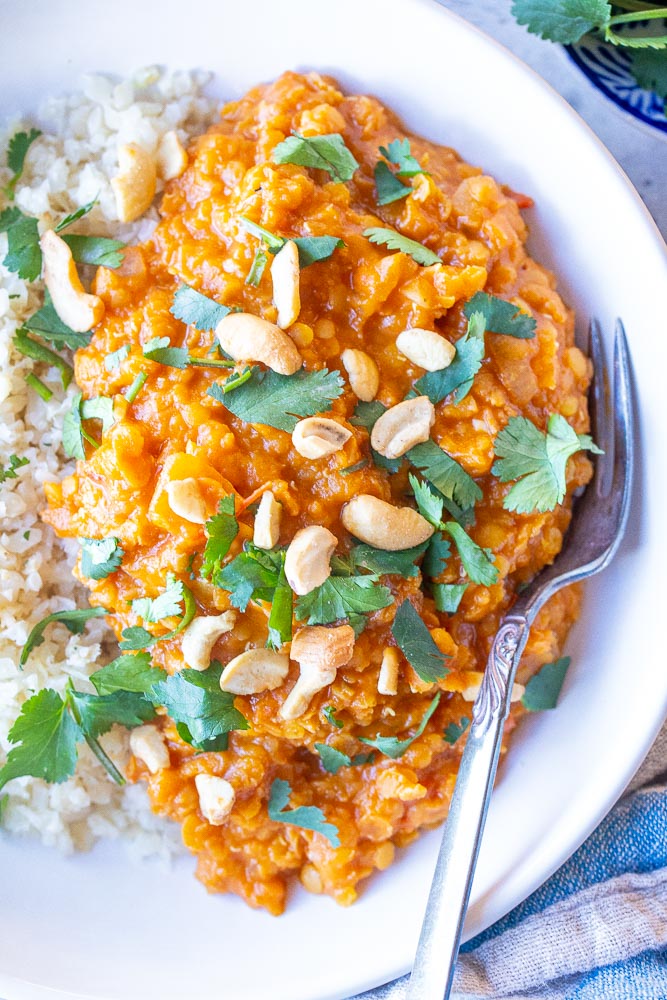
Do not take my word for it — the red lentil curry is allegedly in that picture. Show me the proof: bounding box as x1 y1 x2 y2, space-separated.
43 72 594 914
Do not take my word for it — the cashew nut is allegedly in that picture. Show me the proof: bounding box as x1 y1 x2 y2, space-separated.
271 239 301 329
156 130 188 181
194 773 235 826
370 396 435 459
165 478 207 524
341 495 434 551
378 646 400 696
253 490 282 549
396 328 456 372
462 678 525 703
129 725 170 774
341 348 380 402
181 611 236 671
111 143 157 222
291 417 352 459
279 624 355 720
219 647 290 694
39 230 104 333
284 525 337 596
215 313 302 375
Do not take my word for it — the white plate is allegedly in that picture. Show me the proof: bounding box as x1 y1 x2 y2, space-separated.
1 1 666 998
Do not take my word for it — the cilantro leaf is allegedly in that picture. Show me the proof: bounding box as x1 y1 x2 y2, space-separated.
90 652 167 696
0 453 29 483
1 210 41 280
408 441 482 511
143 336 189 368
363 227 440 267
201 495 238 579
391 600 448 682
120 579 196 650
443 715 470 745
433 583 468 614
170 284 230 331
240 217 345 267
105 344 130 371
444 521 499 586
62 391 86 459
379 139 428 177
374 161 412 205
296 575 393 627
0 689 80 792
68 689 155 739
81 396 115 434
80 537 124 581
314 744 373 775
60 234 125 269
210 366 344 432
349 541 429 578
13 328 73 389
4 128 41 199
152 660 249 746
492 413 602 514
360 692 441 759
24 295 92 349
323 705 343 729
20 607 108 668
246 246 268 285
132 574 185 623
511 0 611 44
423 532 452 579
267 777 340 847
216 543 284 611
272 132 359 183
415 311 486 404
54 198 98 233
630 49 667 101
521 656 571 711
463 292 536 339
410 472 445 528
239 217 285 252
267 561 293 650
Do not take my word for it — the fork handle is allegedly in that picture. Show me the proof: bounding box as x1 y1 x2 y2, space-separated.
406 614 530 1000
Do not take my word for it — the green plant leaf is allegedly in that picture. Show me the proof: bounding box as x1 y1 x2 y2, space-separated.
314 744 374 774
4 128 41 198
463 291 536 339
170 284 230 330
0 689 81 791
391 600 449 682
443 715 470 745
374 161 412 205
296 575 393 626
363 226 440 266
80 537 124 580
360 693 441 759
152 661 248 746
511 0 611 43
272 132 359 183
210 366 344 432
20 607 108 668
90 652 167 696
444 521 499 586
201 495 238 580
521 656 571 711
267 777 340 847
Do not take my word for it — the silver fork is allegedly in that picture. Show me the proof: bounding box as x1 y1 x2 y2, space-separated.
406 318 634 1000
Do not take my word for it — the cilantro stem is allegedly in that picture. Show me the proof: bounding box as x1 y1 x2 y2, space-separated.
24 372 53 400
81 427 100 449
65 682 125 786
221 369 252 394
125 370 147 404
610 0 665 9
186 356 234 368
607 7 667 25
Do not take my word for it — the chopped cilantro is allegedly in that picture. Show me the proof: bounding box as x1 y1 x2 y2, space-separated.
521 656 571 711
0 454 29 483
104 344 130 371
350 400 402 473
363 227 440 267
24 372 52 400
492 414 602 514
630 49 667 101
132 573 186 623
59 234 125 269
0 689 80 791
20 606 108 668
120 577 196 650
323 705 344 729
267 777 340 847
379 138 428 177
443 715 470 745
152 661 249 748
314 743 374 774
63 392 114 459
13 328 73 389
349 541 429 578
215 542 285 611
143 335 233 371
360 692 441 759
201 495 238 579
408 441 482 512
67 687 155 740
81 396 114 433
374 161 412 205
511 0 611 44
170 284 230 331
433 583 468 614
415 311 486 405
210 366 344 432
391 600 448 683
4 128 41 199
444 521 498 586
422 532 452 579
90 652 166 696
239 217 284 252
246 246 268 286
0 208 41 280
24 295 92 349
340 458 369 476
272 132 359 183
80 537 124 581
240 217 345 267
267 561 293 650
463 292 536 339
54 198 98 233
124 370 146 404
296 574 393 627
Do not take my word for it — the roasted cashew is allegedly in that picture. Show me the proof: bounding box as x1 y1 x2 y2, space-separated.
215 312 302 375
156 130 188 181
291 417 352 459
341 348 380 402
341 494 434 551
39 229 104 333
111 143 157 222
284 525 337 596
279 624 355 720
378 646 400 696
396 328 456 372
253 490 282 549
219 648 290 695
181 611 236 671
271 239 301 329
194 774 235 825
129 725 170 773
165 478 207 524
370 396 435 459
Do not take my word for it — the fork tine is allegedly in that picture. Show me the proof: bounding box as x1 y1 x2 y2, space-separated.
588 318 613 498
611 319 634 543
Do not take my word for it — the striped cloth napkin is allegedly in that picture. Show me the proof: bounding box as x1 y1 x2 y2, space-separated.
354 725 667 1000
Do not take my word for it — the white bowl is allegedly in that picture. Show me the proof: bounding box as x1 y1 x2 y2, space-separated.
1 1 666 999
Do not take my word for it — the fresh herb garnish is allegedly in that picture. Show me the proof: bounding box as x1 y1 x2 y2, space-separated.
201 495 238 579
314 744 374 774
407 441 482 512
24 372 52 400
363 226 440 267
267 777 340 847
170 284 231 331
422 532 452 580
59 234 125 269
4 128 41 199
267 561 293 650
142 335 233 370
124 371 146 404
24 295 93 349
152 660 249 749
104 344 130 371
374 161 412 205
374 139 428 206
0 207 41 280
13 328 73 389
209 366 344 432
521 656 571 711
120 576 196 650
132 573 187 622
415 311 486 405
54 198 98 233
62 392 115 459
215 542 285 611
240 217 345 267
349 400 402 473
80 537 124 580
272 132 359 183
348 541 429 579
20 606 108 668
360 692 441 759
492 414 602 514
322 705 344 729
463 291 536 339
433 583 468 614
0 454 29 483
379 138 428 178
296 574 393 628
246 246 268 286
443 715 470 745
90 652 167 696
391 601 448 683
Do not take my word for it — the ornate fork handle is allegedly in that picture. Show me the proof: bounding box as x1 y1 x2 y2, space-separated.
405 612 531 1000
